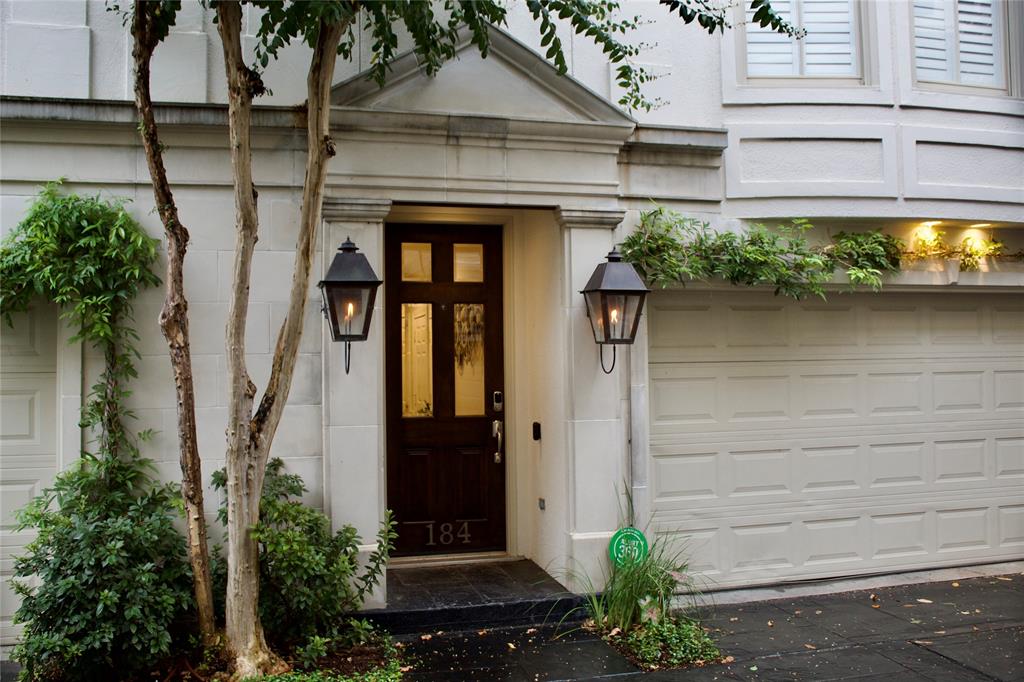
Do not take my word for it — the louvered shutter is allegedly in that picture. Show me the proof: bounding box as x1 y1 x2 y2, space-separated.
913 0 1004 86
746 0 799 76
913 0 954 82
957 0 1003 86
802 0 859 75
745 0 858 77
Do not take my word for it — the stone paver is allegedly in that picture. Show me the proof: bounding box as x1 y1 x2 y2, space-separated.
399 573 1024 681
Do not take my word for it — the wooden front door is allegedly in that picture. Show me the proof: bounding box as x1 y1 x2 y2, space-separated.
385 224 505 556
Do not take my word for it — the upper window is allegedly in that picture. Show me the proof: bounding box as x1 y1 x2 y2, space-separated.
745 0 861 78
913 0 1006 90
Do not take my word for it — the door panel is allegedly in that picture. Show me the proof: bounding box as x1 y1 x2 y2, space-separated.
1 305 58 648
385 225 505 556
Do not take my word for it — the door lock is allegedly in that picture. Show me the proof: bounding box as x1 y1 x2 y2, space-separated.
492 419 503 464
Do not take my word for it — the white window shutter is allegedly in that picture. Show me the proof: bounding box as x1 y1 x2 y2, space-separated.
746 0 799 76
957 0 1003 86
914 0 955 82
802 0 859 76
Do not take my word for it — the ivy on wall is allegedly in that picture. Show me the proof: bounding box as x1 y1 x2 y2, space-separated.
620 206 1009 300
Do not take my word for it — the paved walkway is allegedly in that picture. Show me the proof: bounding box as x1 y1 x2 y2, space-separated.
399 572 1023 681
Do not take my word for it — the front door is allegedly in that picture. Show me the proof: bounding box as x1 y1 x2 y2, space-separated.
385 224 505 556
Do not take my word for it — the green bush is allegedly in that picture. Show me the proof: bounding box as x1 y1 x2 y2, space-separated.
623 618 720 667
620 206 906 298
11 455 192 681
212 458 397 648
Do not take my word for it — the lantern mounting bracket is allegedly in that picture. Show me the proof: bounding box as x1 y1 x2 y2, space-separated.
600 345 616 374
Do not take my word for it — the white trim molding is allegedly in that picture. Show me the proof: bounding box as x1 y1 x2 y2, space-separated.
900 126 1024 204
724 123 899 199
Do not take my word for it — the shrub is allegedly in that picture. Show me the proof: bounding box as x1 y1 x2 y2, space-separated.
11 455 192 681
621 206 908 298
623 618 720 667
212 458 397 648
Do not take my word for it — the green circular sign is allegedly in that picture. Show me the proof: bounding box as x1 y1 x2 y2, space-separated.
609 527 649 568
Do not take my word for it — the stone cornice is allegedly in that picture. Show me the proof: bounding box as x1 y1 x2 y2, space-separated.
322 198 393 222
555 207 626 230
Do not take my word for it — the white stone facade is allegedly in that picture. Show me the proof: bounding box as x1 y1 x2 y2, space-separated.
1 0 1022 648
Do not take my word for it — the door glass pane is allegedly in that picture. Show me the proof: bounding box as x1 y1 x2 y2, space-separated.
401 303 433 417
401 243 431 282
454 303 485 416
453 244 484 282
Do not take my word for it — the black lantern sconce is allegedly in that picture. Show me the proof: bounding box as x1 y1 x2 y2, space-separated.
318 237 382 374
581 247 650 374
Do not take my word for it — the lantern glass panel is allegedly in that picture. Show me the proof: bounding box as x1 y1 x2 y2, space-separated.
326 286 373 341
584 291 606 343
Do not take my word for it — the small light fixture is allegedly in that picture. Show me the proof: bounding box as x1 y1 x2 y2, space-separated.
581 247 650 374
318 237 382 374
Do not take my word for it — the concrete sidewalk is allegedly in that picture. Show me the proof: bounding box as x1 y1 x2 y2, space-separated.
401 571 1023 681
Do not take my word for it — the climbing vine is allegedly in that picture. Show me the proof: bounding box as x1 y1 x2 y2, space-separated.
0 182 194 680
0 179 161 457
621 206 909 299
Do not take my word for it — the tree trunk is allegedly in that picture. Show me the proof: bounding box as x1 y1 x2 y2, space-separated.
216 2 347 673
130 1 216 645
215 3 286 677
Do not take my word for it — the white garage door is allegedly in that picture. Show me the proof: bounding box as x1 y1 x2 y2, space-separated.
647 290 1024 590
1 305 57 649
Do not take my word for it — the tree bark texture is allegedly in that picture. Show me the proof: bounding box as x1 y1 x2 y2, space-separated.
216 2 347 674
131 1 216 645
215 3 284 678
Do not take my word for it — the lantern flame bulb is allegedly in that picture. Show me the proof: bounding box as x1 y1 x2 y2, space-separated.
610 308 620 325
345 302 355 321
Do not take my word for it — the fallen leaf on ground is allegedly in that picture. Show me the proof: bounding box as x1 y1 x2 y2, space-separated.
400 666 413 673
951 582 960 587
804 643 817 650
910 618 922 624
477 629 488 636
916 598 933 604
794 610 802 615
525 628 537 635
870 593 878 602
507 643 516 650
815 610 823 615
729 617 739 622
913 640 933 645
749 665 759 671
872 604 881 609
722 656 735 664
995 576 1012 581
974 609 982 613
420 634 432 641
961 611 971 615
767 620 774 627
609 627 621 637
902 604 915 608
934 630 946 635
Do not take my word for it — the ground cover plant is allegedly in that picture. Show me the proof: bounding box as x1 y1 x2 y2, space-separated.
0 182 195 680
211 458 399 676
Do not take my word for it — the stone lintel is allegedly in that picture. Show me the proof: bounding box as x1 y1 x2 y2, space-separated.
555 207 626 231
322 198 393 223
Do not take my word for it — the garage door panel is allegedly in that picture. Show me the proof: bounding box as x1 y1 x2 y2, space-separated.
649 292 1024 364
648 290 1024 588
652 494 1024 588
652 428 1022 512
651 359 1022 438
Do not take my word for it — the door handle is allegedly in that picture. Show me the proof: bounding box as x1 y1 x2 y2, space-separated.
492 419 503 463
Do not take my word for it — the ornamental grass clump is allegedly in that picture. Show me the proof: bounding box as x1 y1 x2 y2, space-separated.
573 532 721 670
1 181 193 681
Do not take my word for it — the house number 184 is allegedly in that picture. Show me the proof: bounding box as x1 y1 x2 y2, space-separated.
425 521 471 546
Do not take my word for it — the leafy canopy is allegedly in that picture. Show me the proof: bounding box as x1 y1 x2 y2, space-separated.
123 0 799 112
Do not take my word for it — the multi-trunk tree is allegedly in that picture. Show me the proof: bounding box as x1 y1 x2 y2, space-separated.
128 0 797 676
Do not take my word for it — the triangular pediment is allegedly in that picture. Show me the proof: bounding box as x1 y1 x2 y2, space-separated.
331 25 634 126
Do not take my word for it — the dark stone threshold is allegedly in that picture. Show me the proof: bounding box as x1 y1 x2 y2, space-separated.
364 559 588 635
